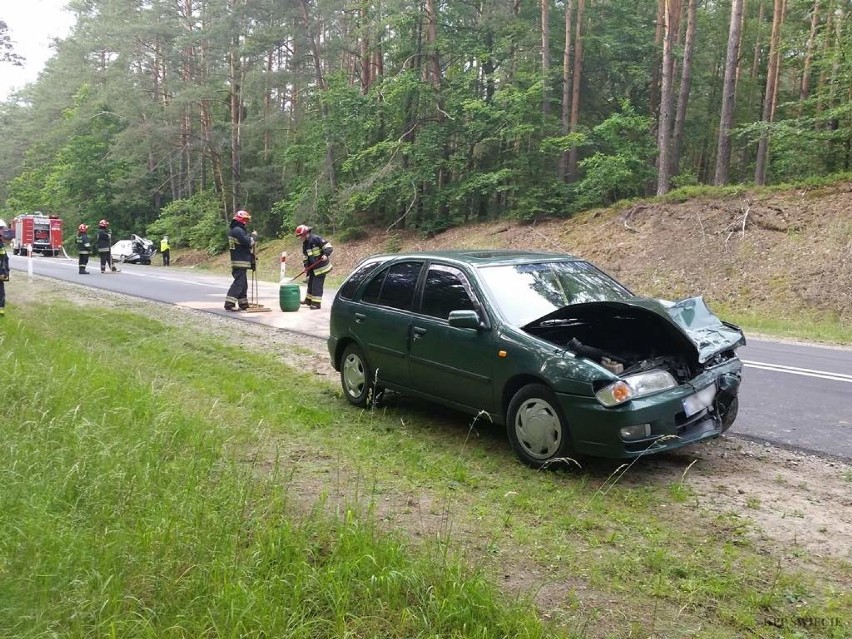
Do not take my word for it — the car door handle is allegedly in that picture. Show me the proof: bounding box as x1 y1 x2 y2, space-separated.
354 312 366 323
412 326 426 339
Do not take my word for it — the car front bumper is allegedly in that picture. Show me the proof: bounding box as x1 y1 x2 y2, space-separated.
558 359 743 459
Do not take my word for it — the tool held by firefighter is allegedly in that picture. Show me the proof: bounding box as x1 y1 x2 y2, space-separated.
287 258 323 282
244 230 271 313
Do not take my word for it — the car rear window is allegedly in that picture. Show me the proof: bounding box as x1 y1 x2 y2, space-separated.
339 259 384 300
361 261 423 310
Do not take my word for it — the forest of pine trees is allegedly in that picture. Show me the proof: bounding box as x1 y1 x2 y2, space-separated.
0 0 849 249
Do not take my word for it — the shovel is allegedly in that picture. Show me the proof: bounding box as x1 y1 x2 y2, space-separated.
288 258 323 282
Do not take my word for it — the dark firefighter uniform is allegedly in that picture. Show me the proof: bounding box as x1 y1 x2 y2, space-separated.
300 230 333 309
77 226 92 274
225 211 253 311
96 222 116 272
0 225 8 316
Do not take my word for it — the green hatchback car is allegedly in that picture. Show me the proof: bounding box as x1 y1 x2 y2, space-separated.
327 250 745 468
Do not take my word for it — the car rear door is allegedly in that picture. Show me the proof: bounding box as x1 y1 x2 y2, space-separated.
353 260 424 391
408 263 499 413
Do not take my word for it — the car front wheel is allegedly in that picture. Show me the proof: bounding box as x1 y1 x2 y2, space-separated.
719 396 739 433
507 384 574 469
340 343 377 407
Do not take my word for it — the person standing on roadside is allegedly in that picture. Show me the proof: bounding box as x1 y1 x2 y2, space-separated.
0 219 9 317
295 224 333 310
96 219 117 273
76 224 92 274
160 235 170 266
224 210 253 311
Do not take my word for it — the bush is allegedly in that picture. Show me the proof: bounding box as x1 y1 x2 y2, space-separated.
147 191 226 253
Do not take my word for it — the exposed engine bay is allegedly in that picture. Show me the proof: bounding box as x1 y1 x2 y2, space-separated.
524 301 742 383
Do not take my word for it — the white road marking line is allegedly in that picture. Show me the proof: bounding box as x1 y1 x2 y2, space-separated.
742 360 852 383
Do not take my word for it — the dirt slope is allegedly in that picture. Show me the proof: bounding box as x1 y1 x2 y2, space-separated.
329 181 852 325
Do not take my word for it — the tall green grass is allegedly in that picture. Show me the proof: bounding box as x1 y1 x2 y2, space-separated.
0 306 557 638
1 297 849 638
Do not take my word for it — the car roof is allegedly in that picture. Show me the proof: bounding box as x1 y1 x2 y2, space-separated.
363 249 581 267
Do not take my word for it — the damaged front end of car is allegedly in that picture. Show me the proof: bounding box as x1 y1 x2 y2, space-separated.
524 296 745 457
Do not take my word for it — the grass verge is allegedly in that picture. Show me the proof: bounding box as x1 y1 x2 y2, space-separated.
715 304 852 345
0 302 556 638
1 292 849 638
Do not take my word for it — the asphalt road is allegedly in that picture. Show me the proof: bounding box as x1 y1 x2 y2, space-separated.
10 253 852 461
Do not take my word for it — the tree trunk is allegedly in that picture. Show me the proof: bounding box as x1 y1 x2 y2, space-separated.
541 0 550 117
424 0 442 90
714 0 745 186
299 0 337 193
671 0 697 178
650 0 665 118
656 0 683 196
799 0 821 113
755 0 786 185
360 2 371 93
559 0 575 180
228 0 244 214
566 0 585 182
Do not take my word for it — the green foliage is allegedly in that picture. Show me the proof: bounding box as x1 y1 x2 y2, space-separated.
1 0 850 239
575 103 656 208
147 191 225 254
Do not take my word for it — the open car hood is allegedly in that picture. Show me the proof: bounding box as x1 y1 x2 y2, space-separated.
526 296 745 364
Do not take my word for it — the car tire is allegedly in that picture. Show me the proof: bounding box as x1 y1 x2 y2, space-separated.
507 384 574 469
720 396 739 433
340 343 377 407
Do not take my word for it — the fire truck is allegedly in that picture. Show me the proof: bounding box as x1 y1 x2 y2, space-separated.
10 213 64 256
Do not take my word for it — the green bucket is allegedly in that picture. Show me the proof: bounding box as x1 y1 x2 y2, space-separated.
279 284 301 312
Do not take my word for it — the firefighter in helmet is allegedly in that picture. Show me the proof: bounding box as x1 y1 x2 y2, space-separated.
96 219 117 273
0 218 9 316
295 224 333 309
77 223 92 274
224 210 253 311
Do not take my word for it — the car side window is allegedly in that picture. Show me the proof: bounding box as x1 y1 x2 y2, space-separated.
361 261 423 311
420 265 477 319
339 260 383 300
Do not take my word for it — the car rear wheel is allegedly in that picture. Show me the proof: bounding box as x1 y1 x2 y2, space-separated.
507 384 574 469
340 343 377 407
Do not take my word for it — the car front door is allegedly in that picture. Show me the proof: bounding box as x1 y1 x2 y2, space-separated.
408 264 499 414
354 260 423 391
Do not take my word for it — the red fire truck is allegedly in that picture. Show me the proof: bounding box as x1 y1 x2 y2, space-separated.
10 213 64 256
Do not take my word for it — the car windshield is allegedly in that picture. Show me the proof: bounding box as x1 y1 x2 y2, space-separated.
478 260 634 326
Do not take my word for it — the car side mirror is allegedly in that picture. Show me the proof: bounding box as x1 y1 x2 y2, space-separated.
448 310 482 330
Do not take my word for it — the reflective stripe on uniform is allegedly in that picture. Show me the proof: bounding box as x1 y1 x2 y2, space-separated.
312 262 332 275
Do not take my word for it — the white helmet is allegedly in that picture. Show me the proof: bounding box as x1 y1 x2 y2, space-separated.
0 219 6 229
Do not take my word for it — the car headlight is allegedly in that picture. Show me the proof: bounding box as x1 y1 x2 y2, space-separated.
595 370 677 407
